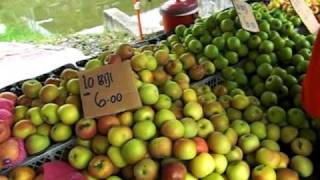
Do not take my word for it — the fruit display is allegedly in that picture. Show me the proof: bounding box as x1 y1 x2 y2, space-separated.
0 1 320 179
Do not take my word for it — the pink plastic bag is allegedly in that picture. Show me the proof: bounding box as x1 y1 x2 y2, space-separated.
42 161 86 180
0 98 14 112
0 109 13 126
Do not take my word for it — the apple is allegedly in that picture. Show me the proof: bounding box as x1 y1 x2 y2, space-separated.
133 120 156 140
76 137 91 148
238 134 260 154
36 123 51 136
25 134 50 155
0 91 17 102
57 104 80 125
243 105 263 122
226 161 250 180
266 124 280 141
290 155 314 178
183 102 203 120
260 139 280 151
145 54 158 71
182 88 197 103
9 166 35 180
161 161 186 180
61 68 79 81
98 115 120 135
66 78 80 95
231 94 250 110
287 108 306 128
203 101 224 118
50 123 72 142
252 164 276 180
155 109 176 127
266 106 286 124
40 103 59 124
12 119 36 139
226 146 243 162
107 146 127 168
138 69 154 83
116 44 134 60
131 53 148 71
133 158 158 179
31 99 43 107
39 84 59 103
154 94 172 110
280 126 298 144
189 153 215 178
121 165 134 179
17 95 32 107
21 79 42 99
164 81 183 100
197 118 214 138
208 132 231 154
203 172 224 180
82 171 98 180
255 148 281 168
290 137 313 156
91 135 109 155
181 118 198 138
226 107 242 121
165 60 183 75
88 156 115 179
148 137 172 159
0 120 10 144
250 121 267 140
121 138 147 164
212 154 228 174
134 106 155 122
173 138 197 160
210 114 229 133
193 137 208 153
108 126 133 147
75 118 97 140
65 95 82 110
26 107 44 126
154 49 169 65
276 168 299 180
153 69 168 86
13 105 28 122
225 128 239 146
161 120 184 140
139 83 159 105
85 59 103 70
118 111 133 126
278 152 289 168
230 120 250 136
69 146 93 170
185 173 197 180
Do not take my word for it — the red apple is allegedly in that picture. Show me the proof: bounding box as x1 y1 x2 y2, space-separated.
98 115 120 135
192 137 209 154
75 118 97 140
161 161 187 180
0 120 10 143
88 156 116 179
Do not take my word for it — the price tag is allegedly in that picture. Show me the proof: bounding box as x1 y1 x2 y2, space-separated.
290 0 320 34
79 61 142 118
232 0 260 32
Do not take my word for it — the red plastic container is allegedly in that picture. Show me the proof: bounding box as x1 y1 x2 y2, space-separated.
160 0 198 33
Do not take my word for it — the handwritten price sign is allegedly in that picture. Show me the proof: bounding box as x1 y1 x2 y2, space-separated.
232 0 260 32
79 61 142 118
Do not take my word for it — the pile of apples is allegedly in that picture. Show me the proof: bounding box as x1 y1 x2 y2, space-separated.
268 0 320 17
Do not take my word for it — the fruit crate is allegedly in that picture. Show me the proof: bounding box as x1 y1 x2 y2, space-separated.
0 138 76 175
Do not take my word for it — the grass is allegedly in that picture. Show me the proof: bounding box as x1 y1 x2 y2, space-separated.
0 24 46 42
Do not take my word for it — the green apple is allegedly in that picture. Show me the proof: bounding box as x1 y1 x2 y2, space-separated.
208 132 231 154
108 126 133 147
203 101 224 118
278 152 290 168
14 105 28 122
231 94 250 110
133 106 155 122
36 123 51 136
85 59 103 70
154 94 172 110
261 139 280 151
256 148 281 168
280 126 298 144
182 88 197 103
290 155 313 178
212 154 228 174
68 146 93 170
226 107 242 121
243 105 263 122
133 120 156 140
12 119 36 139
148 136 172 159
267 106 286 124
155 109 176 127
203 172 224 180
107 146 127 168
139 83 159 105
238 134 260 154
225 128 239 146
91 135 109 155
183 102 203 120
133 158 158 179
164 80 183 100
185 173 197 180
276 168 299 180
189 153 215 178
226 161 250 180
39 84 59 103
76 137 91 148
50 123 72 142
138 70 153 83
121 138 147 164
181 118 198 138
210 114 229 133
231 120 250 136
267 124 280 141
197 118 214 138
57 104 80 125
87 155 115 179
226 146 243 162
40 103 59 124
250 121 267 140
252 164 276 180
26 107 44 126
161 120 184 140
22 79 42 99
25 134 50 155
173 138 197 160
291 137 313 156
131 53 148 71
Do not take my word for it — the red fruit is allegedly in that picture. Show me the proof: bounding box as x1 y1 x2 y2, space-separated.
0 138 26 169
0 98 14 112
97 115 120 135
0 120 10 143
116 44 134 60
193 137 209 153
75 119 97 140
161 162 187 180
0 109 13 127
